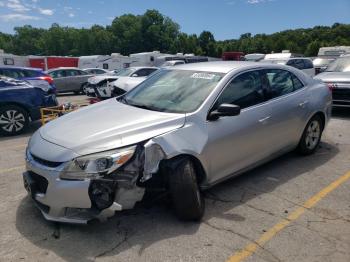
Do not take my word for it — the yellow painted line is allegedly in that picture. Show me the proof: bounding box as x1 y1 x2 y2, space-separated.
0 165 25 174
227 171 350 262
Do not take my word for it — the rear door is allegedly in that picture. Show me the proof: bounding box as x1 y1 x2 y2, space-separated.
264 69 310 151
64 69 83 92
49 70 67 92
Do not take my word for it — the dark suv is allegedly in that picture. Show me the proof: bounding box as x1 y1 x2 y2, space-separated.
0 77 58 136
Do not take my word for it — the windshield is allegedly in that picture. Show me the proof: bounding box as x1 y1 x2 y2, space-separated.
121 69 224 113
115 68 136 76
326 57 350 72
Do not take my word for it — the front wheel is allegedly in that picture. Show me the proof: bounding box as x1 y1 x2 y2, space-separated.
169 158 205 221
297 115 323 155
81 83 88 95
0 105 29 136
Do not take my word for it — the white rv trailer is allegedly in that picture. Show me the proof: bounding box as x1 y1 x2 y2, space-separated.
129 51 171 67
318 46 350 58
264 52 303 60
78 53 140 70
0 50 29 67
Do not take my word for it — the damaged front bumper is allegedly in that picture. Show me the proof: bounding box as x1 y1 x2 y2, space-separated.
23 147 147 224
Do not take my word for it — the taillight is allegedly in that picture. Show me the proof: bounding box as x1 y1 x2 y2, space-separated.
327 83 336 92
39 76 54 85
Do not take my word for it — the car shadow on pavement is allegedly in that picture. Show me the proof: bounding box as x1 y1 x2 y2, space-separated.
332 108 350 120
15 142 339 262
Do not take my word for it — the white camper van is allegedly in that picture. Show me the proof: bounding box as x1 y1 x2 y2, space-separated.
318 46 350 58
0 50 29 67
129 51 171 67
78 53 139 70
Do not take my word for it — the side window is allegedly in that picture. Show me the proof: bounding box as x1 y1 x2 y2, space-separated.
215 70 265 110
294 59 305 70
66 70 80 76
103 63 109 69
266 69 304 98
79 70 89 75
291 74 304 90
2 69 18 78
303 59 314 69
3 58 14 66
50 70 66 78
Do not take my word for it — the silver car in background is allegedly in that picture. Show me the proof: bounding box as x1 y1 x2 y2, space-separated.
46 67 92 94
23 61 331 224
315 55 350 107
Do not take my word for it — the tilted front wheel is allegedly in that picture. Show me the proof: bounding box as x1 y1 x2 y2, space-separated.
0 105 29 136
169 158 205 221
297 115 323 155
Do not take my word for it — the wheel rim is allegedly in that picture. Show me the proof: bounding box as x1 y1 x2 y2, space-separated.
305 120 321 150
0 110 25 133
82 84 88 94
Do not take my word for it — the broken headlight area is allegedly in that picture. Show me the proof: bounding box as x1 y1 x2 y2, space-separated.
60 145 136 180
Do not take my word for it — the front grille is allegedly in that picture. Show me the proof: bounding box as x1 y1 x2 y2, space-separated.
332 88 350 101
31 154 63 168
29 171 49 194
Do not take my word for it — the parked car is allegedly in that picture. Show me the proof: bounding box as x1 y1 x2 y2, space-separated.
23 61 331 224
0 77 58 135
313 57 335 74
261 57 316 77
0 66 56 93
86 67 159 99
82 68 110 75
315 55 350 107
46 67 92 94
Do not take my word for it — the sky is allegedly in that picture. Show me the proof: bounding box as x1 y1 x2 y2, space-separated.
0 0 349 40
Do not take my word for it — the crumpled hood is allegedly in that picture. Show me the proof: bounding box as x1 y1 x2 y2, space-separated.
315 72 350 82
40 99 186 155
88 75 119 85
113 76 146 92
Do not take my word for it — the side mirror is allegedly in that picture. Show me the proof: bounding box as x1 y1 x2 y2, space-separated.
131 73 139 77
208 104 241 121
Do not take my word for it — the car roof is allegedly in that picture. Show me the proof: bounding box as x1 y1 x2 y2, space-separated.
47 67 81 72
129 66 159 70
0 66 43 71
83 68 107 70
171 61 263 73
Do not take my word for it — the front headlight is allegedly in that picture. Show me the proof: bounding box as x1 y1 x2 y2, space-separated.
60 146 136 180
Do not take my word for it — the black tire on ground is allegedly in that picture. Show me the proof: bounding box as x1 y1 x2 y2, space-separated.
81 83 88 95
297 115 323 155
0 105 29 136
168 158 205 221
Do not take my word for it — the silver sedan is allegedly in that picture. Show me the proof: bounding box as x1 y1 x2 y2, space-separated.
23 61 332 223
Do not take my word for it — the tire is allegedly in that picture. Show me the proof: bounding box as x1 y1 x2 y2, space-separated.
297 115 323 155
169 158 205 221
81 83 88 95
0 105 29 136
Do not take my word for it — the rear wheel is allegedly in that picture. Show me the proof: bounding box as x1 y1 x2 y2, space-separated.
169 158 205 221
0 105 29 136
297 115 323 155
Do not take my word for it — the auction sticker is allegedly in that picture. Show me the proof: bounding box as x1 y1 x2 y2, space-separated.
190 72 216 80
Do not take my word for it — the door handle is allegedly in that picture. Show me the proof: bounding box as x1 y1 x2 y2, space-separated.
298 101 309 107
259 116 271 123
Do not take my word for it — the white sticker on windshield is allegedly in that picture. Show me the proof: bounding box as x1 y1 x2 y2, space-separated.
190 73 216 80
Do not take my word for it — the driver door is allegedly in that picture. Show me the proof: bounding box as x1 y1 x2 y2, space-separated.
203 70 274 184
